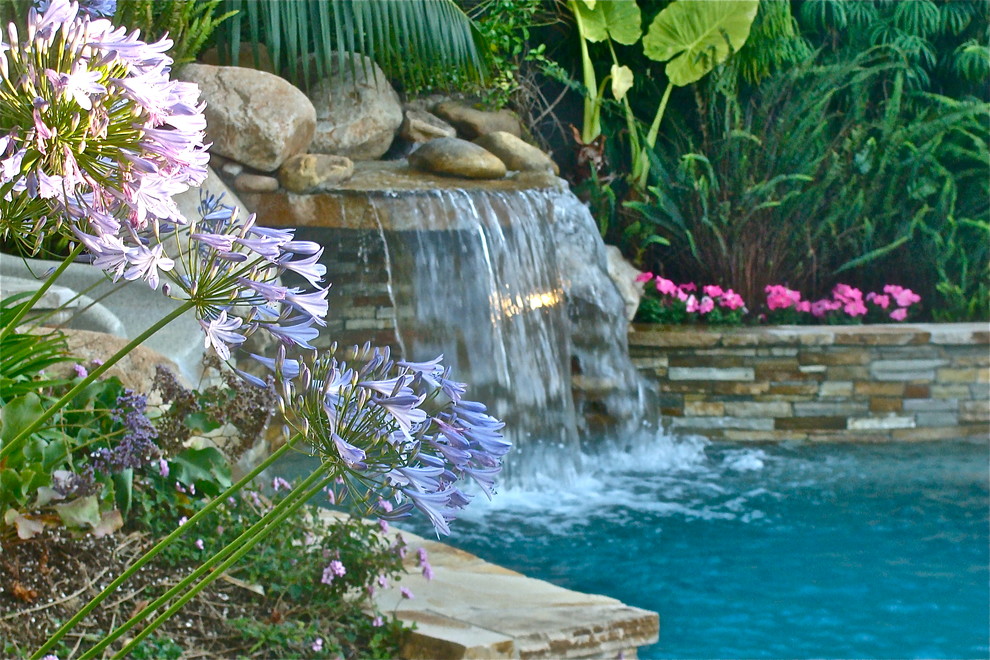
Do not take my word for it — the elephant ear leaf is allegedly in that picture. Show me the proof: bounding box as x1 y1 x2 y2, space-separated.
574 0 642 45
643 0 758 86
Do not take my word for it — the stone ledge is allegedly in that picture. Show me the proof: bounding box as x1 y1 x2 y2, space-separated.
314 511 660 659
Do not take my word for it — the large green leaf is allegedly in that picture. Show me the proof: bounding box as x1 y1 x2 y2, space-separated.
643 0 759 86
573 0 642 45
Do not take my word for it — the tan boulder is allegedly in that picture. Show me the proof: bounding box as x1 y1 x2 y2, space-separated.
400 109 457 143
179 64 316 172
51 328 187 393
278 153 355 193
474 131 558 174
408 138 507 180
432 101 523 139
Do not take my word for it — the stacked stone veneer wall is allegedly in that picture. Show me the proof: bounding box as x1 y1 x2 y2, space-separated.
628 323 989 442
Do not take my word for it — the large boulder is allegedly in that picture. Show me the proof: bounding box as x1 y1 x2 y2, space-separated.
474 131 558 174
307 53 403 160
408 138 507 180
179 64 316 172
432 101 523 140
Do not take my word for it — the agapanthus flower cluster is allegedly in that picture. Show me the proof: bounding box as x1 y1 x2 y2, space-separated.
277 343 509 536
764 283 921 323
635 273 747 325
75 192 329 363
0 0 207 250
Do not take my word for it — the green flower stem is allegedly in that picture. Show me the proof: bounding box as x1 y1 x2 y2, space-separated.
105 467 337 660
0 299 196 462
0 242 85 342
30 431 309 660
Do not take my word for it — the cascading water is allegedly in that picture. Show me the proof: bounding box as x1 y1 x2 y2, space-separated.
284 167 657 484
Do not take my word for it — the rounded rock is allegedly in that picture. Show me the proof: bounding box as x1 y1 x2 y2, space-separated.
408 138 507 180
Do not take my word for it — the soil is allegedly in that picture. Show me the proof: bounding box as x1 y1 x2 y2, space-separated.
1 530 283 658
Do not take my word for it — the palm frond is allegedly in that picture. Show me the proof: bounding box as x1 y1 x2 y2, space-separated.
214 0 488 92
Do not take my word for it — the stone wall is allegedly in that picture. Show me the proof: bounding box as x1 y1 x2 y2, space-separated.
628 323 989 442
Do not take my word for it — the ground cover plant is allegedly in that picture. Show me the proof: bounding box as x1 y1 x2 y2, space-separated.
0 1 509 656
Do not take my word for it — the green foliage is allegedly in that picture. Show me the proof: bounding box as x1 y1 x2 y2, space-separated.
212 0 487 93
113 0 237 65
642 0 759 86
0 294 72 401
627 51 990 311
132 470 408 659
463 0 556 108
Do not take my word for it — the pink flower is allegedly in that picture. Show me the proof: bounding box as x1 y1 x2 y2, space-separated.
685 295 699 313
867 292 890 310
883 285 921 308
400 587 415 599
810 299 840 318
843 299 868 317
655 276 679 296
680 282 697 292
719 290 746 310
195 538 204 550
765 285 801 311
158 458 169 478
311 638 323 652
795 300 811 313
889 307 908 321
635 271 654 283
372 616 384 627
698 296 715 315
703 284 723 298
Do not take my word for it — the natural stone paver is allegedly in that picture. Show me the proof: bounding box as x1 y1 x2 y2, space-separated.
328 513 661 659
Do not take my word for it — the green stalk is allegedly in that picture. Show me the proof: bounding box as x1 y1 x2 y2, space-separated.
107 469 337 659
0 300 197 462
635 82 674 190
568 0 600 143
0 242 85 342
30 431 309 660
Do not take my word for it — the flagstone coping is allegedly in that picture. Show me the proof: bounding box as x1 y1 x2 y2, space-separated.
318 511 659 659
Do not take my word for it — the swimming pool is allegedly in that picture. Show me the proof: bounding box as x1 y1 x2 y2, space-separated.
414 438 989 659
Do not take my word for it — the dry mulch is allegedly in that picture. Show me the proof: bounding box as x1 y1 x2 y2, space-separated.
1 530 282 658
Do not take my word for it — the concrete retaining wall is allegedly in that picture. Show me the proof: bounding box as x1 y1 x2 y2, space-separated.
628 323 990 442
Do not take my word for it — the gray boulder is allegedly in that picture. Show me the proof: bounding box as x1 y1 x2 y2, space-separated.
179 64 316 172
408 138 507 180
307 53 403 160
278 153 355 193
432 101 523 139
474 131 558 174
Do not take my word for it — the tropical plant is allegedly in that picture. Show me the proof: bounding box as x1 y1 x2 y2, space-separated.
626 50 989 309
212 0 488 92
113 0 238 65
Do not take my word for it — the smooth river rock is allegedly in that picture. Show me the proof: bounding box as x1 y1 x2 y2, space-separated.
432 101 523 139
408 138 507 180
474 131 558 174
400 109 457 143
179 63 316 172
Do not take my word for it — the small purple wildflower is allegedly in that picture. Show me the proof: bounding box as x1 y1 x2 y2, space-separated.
72 363 88 378
271 476 292 492
158 458 169 478
321 559 346 585
178 516 188 526
311 638 323 652
372 616 384 627
400 587 414 600
195 538 204 550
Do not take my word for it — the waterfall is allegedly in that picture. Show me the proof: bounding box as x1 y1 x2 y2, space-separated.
281 170 655 484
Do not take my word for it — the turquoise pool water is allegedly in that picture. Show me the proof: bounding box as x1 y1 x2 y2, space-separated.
413 439 989 659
